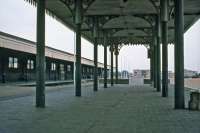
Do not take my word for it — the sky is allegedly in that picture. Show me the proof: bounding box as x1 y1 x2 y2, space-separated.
0 0 199 73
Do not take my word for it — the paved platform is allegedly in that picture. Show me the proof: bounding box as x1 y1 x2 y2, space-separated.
17 80 74 87
0 84 199 133
0 79 94 87
0 81 94 101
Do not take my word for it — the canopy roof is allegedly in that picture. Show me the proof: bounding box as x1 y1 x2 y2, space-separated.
26 0 200 46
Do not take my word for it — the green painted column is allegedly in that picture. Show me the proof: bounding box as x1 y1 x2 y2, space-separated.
150 45 153 84
156 36 161 92
75 0 82 97
174 0 185 109
161 0 169 97
93 17 98 92
153 30 157 89
36 0 45 108
154 39 157 89
115 45 119 84
110 45 114 86
75 23 81 96
104 34 108 88
93 41 98 91
162 22 168 97
156 15 161 92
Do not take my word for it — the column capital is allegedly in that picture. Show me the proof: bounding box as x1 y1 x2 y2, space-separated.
109 44 114 52
114 45 120 55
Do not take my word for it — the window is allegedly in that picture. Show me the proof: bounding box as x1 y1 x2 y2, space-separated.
8 57 13 68
8 57 18 69
83 67 85 73
60 64 64 71
67 65 71 72
27 59 34 70
51 63 56 71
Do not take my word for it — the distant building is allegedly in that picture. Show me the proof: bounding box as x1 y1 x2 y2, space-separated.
165 69 199 79
133 69 150 79
131 69 199 80
184 69 198 78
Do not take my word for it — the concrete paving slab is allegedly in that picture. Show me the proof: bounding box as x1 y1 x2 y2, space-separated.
0 84 199 133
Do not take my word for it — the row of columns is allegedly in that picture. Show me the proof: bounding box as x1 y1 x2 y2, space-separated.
35 0 119 107
36 0 184 109
151 0 185 109
104 39 119 88
74 0 120 96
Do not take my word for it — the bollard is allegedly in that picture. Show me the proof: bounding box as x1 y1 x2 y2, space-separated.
188 91 200 110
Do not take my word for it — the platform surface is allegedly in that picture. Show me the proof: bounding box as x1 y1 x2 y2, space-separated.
0 84 199 133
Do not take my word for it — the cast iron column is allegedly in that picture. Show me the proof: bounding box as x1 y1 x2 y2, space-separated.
150 45 153 84
156 15 161 92
93 17 98 91
104 33 108 88
36 0 45 108
110 45 114 86
174 0 185 109
161 0 169 97
75 0 82 96
115 45 119 84
153 30 157 89
93 38 98 91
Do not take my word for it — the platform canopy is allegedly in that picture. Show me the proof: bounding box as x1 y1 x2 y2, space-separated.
26 0 200 45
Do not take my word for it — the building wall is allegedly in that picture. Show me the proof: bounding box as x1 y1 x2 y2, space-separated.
0 31 108 83
0 31 106 68
0 47 104 83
